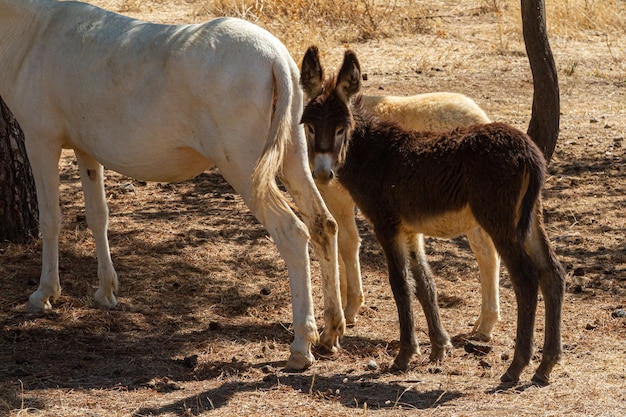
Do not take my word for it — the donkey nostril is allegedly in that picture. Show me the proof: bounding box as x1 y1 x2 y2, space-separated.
313 167 334 184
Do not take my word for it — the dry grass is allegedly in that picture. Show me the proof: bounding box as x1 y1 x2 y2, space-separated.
198 0 430 53
1 0 626 416
105 0 626 69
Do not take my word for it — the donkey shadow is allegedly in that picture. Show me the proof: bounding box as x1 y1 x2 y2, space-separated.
132 371 463 415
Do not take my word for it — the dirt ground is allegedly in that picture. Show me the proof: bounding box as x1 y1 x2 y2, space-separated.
1 1 625 416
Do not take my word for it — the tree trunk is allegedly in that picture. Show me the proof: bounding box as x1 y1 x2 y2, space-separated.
0 96 39 243
521 0 560 163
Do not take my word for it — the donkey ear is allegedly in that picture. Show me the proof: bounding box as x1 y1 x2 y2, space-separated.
336 50 361 104
300 46 325 100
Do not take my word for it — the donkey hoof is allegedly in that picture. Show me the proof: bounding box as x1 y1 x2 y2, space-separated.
319 321 345 353
500 371 520 384
344 313 357 328
390 359 410 373
285 351 314 371
94 288 118 309
471 331 493 343
429 345 449 362
531 372 550 386
27 299 52 312
28 290 55 312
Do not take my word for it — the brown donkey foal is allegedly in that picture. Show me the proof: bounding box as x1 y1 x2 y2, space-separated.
300 46 565 385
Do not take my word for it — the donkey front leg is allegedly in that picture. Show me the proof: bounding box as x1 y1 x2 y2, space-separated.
221 161 320 370
317 181 364 325
377 230 419 371
260 209 319 369
407 234 451 362
27 143 62 311
280 132 345 354
74 150 119 308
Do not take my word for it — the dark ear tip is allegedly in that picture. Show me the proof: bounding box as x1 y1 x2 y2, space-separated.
343 50 360 68
305 45 319 60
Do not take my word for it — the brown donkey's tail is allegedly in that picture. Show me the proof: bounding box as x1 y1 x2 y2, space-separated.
516 142 547 239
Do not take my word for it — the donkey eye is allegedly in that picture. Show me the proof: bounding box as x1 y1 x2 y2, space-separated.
305 124 315 136
335 127 345 137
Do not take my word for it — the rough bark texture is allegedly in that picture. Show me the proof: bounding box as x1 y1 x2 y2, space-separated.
0 96 39 243
522 0 560 163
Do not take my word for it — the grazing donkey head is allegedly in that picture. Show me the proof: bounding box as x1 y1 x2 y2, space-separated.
300 46 362 184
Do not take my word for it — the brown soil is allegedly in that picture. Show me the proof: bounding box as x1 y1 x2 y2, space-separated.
1 1 625 416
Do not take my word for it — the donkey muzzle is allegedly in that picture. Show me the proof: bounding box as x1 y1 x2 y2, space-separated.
312 153 335 184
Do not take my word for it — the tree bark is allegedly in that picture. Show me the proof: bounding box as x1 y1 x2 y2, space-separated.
521 0 560 163
0 96 39 243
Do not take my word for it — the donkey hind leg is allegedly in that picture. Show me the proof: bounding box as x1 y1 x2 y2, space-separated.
525 207 565 385
74 150 119 308
377 230 420 371
406 234 451 362
466 227 501 341
220 161 320 370
280 149 345 353
495 238 540 384
317 182 364 325
27 143 63 311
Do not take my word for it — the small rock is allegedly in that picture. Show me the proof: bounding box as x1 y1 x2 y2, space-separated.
479 359 492 369
12 368 31 377
208 321 222 331
182 355 198 368
366 359 378 371
261 364 273 374
501 352 510 361
119 182 136 193
263 373 278 383
573 267 585 277
611 309 626 318
464 341 492 356
260 287 271 296
146 377 183 393
585 323 597 330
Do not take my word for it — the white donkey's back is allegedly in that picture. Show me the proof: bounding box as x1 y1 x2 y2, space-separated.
0 0 345 370
4 1 286 187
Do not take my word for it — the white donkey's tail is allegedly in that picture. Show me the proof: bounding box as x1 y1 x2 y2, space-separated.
250 55 295 215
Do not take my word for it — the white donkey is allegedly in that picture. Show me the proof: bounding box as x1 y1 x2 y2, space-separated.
0 0 345 370
310 87 499 341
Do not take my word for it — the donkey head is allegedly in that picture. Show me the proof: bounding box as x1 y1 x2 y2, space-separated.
300 46 362 184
